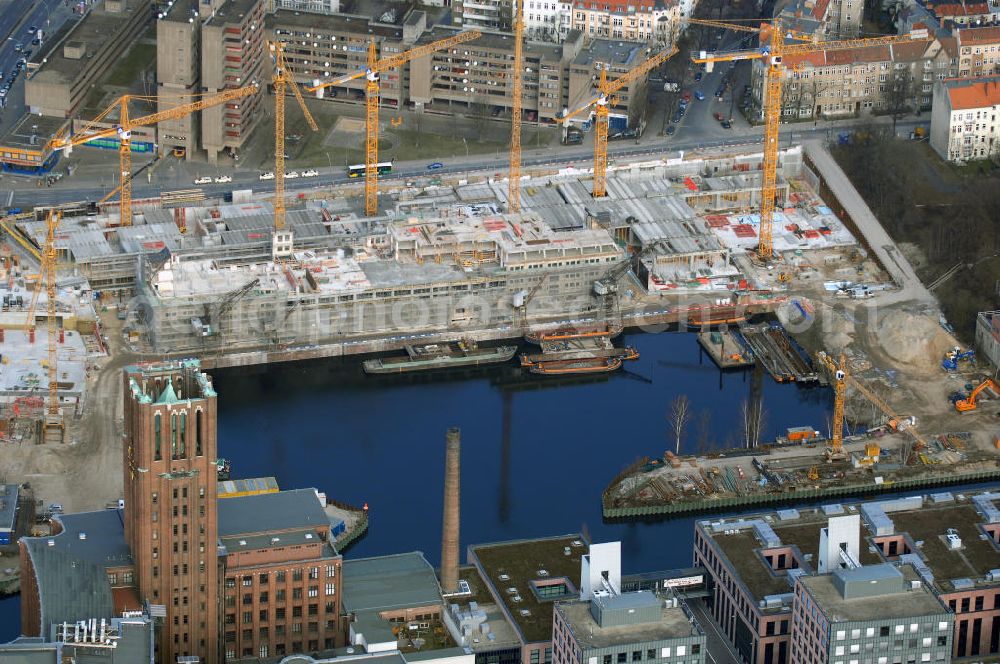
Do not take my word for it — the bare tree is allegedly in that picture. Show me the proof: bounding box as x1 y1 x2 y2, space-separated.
741 398 766 448
668 394 692 455
885 67 914 135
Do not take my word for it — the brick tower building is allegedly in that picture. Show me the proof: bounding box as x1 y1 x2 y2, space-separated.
123 360 221 664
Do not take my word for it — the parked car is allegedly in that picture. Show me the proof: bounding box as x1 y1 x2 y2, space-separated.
721 120 732 129
301 169 319 177
259 171 275 180
665 125 676 136
193 176 212 184
13 43 22 52
694 90 705 101
694 72 703 82
713 112 724 121
48 503 63 513
31 38 39 46
682 90 692 102
284 171 299 179
214 175 232 183
28 25 37 33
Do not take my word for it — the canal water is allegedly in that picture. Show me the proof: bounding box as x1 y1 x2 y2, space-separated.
0 330 834 640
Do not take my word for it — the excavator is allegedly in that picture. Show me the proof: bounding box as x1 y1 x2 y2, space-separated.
954 378 999 413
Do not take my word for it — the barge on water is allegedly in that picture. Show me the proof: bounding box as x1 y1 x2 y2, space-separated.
363 340 518 374
520 325 638 375
697 329 753 369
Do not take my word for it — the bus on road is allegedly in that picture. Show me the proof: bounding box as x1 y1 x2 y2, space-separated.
347 162 392 178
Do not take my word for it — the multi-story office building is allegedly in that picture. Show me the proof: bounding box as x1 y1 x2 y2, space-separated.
20 359 348 663
552 541 706 664
791 564 954 664
25 0 153 118
930 75 1000 161
199 0 268 163
693 490 1000 664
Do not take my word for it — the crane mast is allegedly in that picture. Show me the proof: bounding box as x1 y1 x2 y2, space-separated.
306 31 482 217
562 45 678 197
271 42 318 236
48 85 259 228
690 19 926 260
509 0 525 212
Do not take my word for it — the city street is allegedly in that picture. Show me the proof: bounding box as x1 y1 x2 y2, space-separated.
0 0 76 134
0 112 924 210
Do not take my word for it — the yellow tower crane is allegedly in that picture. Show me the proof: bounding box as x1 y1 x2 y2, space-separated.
47 85 260 228
20 210 63 441
306 30 483 217
817 351 928 461
508 0 525 212
42 210 62 442
689 18 927 260
561 45 679 198
270 42 319 235
816 351 848 457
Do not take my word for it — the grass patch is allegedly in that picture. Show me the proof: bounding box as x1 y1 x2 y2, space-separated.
105 43 156 87
383 128 507 162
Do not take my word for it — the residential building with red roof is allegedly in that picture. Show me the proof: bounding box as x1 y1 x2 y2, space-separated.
954 25 1000 76
749 36 948 120
930 74 1000 160
569 0 681 45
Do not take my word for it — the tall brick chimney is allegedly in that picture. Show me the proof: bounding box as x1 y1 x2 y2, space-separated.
441 427 461 593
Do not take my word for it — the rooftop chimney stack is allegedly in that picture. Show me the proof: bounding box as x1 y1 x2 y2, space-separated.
441 427 461 593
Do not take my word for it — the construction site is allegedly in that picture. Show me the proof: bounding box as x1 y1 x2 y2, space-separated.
0 13 998 520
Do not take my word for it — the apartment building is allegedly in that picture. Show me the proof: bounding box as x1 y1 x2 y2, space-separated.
954 26 1000 76
570 0 679 45
752 38 947 120
525 0 574 41
270 7 652 126
932 1 994 27
453 0 516 30
791 564 954 664
25 0 152 118
930 75 1000 161
200 0 268 163
775 0 863 40
693 490 1000 664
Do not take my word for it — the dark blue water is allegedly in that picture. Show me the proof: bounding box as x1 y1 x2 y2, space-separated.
0 330 833 641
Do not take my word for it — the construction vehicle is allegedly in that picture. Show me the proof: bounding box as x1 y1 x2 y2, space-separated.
941 346 975 372
514 273 550 330
954 377 999 413
47 85 259 228
561 45 679 198
269 42 318 240
202 278 260 338
306 31 482 216
508 0 525 212
689 18 927 260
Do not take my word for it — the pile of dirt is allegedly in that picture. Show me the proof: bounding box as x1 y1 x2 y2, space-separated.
876 309 954 375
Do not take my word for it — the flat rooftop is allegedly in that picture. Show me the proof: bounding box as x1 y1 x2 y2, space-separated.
422 26 567 60
204 0 262 26
800 565 948 622
452 565 524 651
471 535 586 643
158 0 198 22
557 598 698 648
342 551 443 613
0 115 69 151
573 39 644 69
217 488 331 537
270 8 405 39
707 510 883 601
704 490 1000 601
31 0 147 84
